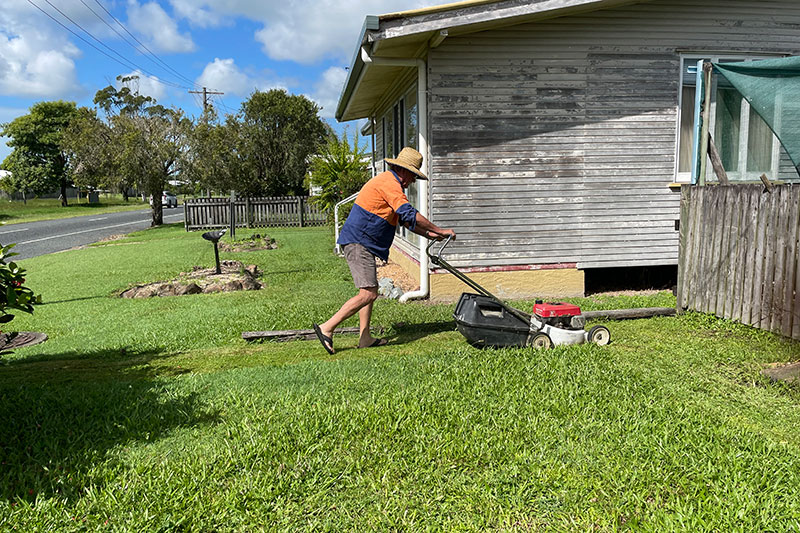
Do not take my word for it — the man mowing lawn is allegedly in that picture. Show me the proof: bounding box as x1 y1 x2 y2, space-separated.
314 147 456 353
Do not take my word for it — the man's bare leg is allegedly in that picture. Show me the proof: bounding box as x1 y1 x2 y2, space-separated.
319 288 378 348
357 300 376 347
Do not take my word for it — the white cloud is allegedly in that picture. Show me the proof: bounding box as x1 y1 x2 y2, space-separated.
127 1 194 53
195 58 288 97
310 66 348 119
170 0 435 64
0 1 81 98
170 0 226 28
117 70 167 101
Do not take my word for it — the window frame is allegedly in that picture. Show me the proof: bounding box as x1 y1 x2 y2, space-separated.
675 53 782 183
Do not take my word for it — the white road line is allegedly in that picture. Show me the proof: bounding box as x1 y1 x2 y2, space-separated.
0 228 29 236
89 217 108 221
19 219 152 245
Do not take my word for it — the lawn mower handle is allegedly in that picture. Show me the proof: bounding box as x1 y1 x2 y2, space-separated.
426 234 453 267
426 234 532 325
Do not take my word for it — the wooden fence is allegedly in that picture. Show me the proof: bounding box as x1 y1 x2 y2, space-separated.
677 184 800 340
184 196 327 231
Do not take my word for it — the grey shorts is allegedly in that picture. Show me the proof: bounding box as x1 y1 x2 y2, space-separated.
343 243 379 289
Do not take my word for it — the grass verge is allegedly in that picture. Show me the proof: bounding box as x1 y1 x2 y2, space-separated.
1 225 800 530
0 196 151 225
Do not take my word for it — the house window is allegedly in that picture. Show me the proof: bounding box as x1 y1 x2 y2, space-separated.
676 55 782 183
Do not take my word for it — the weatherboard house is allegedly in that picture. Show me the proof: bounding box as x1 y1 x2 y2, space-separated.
336 0 800 301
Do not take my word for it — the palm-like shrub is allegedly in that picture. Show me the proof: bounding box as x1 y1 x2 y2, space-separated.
308 130 370 222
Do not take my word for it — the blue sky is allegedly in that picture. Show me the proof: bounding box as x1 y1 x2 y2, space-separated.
0 0 436 162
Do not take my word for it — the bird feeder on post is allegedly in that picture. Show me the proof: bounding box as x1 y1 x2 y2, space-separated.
202 229 227 274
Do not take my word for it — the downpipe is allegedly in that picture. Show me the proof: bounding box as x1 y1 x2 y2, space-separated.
360 47 430 302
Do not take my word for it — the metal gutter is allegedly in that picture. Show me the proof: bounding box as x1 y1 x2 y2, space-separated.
335 15 379 122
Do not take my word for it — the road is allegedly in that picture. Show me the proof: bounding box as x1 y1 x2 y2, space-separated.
0 208 185 261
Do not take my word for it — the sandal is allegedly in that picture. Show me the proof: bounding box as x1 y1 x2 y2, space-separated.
312 323 334 354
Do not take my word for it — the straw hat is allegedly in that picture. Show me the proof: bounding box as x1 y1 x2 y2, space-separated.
385 147 428 180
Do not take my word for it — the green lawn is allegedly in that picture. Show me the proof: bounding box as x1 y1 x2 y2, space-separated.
0 195 151 225
2 225 800 530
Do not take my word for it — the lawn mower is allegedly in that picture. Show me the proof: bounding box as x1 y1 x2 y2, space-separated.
428 236 610 349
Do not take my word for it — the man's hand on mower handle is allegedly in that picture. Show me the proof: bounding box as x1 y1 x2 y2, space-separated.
430 229 456 241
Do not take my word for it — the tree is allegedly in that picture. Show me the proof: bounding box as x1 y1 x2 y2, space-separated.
67 78 191 226
238 89 327 196
184 108 241 195
63 107 124 199
0 101 79 205
308 129 370 218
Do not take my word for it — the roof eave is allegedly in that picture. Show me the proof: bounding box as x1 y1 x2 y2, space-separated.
335 15 379 122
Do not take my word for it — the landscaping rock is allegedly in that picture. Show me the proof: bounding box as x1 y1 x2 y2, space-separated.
120 260 263 298
175 283 203 296
157 284 176 297
389 287 404 300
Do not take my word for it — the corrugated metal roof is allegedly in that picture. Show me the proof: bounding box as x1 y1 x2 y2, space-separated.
379 0 504 21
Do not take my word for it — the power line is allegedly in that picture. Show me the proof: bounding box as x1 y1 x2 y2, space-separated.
90 0 199 89
77 0 199 89
27 0 191 91
39 0 191 90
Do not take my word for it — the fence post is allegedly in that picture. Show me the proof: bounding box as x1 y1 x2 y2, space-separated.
298 197 305 227
246 196 252 228
229 190 236 240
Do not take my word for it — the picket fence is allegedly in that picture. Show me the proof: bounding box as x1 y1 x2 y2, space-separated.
184 196 327 231
677 184 800 340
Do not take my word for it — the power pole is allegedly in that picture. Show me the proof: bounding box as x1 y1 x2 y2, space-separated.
189 87 224 112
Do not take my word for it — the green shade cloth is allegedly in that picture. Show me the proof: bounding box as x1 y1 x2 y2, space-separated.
713 56 800 171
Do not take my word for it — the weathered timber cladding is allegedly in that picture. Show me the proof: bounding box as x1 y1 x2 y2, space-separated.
425 0 800 269
678 184 800 340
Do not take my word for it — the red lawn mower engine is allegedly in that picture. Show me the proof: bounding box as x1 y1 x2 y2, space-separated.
528 301 611 349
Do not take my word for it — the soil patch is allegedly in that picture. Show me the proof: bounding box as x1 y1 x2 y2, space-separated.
120 260 262 298
218 234 277 253
377 260 418 292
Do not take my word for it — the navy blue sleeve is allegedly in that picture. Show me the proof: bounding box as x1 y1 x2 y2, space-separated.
395 203 418 231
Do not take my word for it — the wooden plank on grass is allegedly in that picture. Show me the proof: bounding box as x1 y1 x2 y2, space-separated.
243 326 366 342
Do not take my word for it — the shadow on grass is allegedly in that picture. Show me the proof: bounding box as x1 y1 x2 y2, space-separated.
0 348 219 503
40 295 105 305
261 267 314 276
391 320 456 344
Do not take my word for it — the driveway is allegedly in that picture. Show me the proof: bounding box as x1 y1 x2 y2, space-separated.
0 208 185 261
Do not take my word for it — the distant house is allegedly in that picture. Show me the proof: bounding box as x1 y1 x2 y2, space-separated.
336 0 800 300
